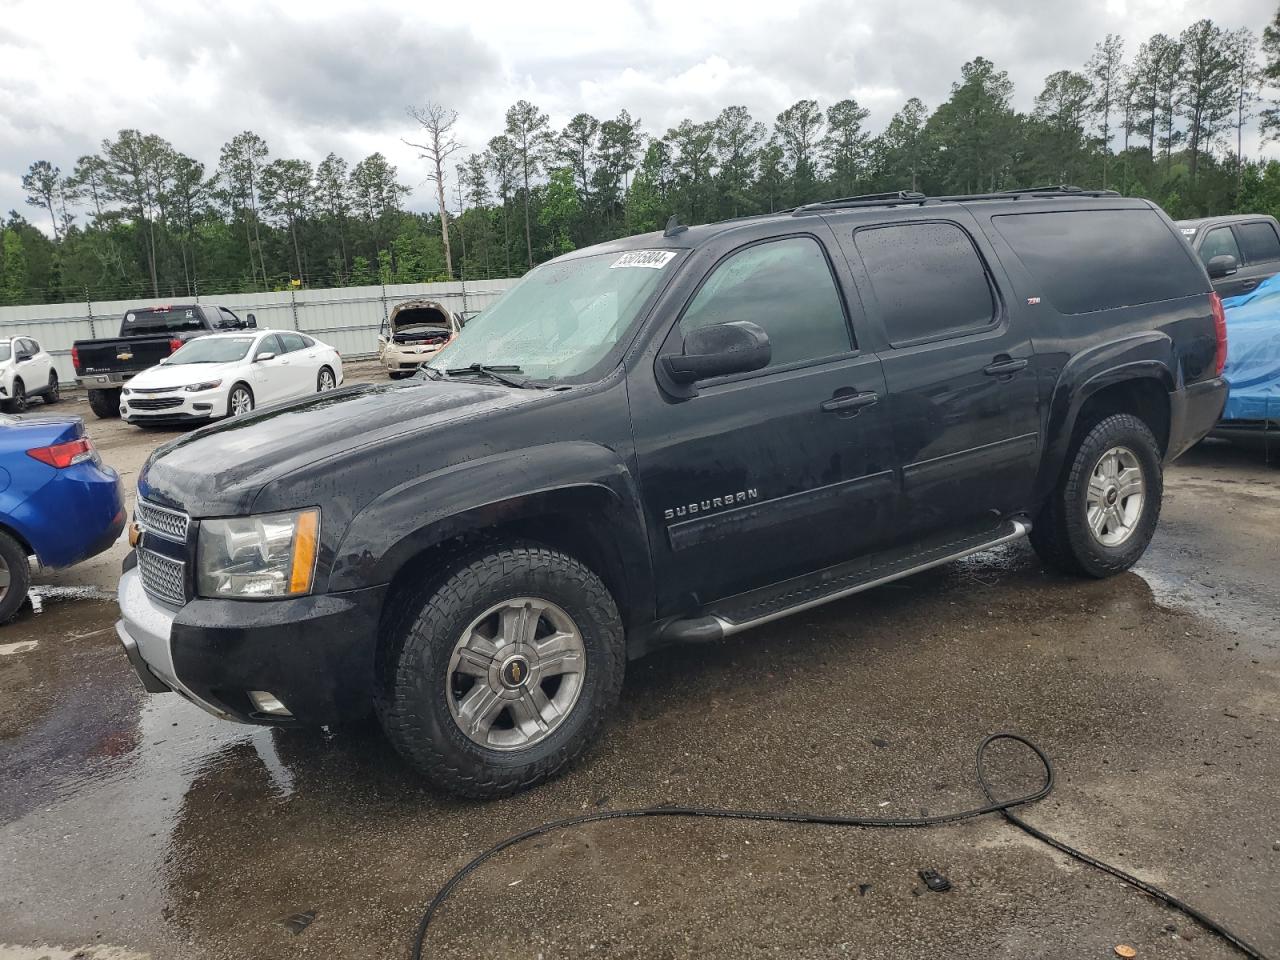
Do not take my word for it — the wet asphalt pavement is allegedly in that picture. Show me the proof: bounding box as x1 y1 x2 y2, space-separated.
1 375 1278 960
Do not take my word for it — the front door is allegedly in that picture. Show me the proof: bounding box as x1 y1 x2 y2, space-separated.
839 215 1040 540
630 232 897 615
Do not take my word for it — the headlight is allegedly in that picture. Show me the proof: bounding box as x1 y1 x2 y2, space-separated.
185 379 223 392
196 508 320 598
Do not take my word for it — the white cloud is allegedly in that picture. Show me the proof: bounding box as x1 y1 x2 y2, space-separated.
0 0 1275 222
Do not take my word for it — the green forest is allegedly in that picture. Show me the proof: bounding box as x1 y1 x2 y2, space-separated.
5 11 1280 306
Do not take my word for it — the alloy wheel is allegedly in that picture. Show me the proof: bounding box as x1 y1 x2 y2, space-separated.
230 388 253 416
318 369 336 391
446 597 586 751
1086 445 1145 547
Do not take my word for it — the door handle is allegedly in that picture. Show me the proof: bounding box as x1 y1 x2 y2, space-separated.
983 356 1028 376
1241 279 1258 290
821 391 879 413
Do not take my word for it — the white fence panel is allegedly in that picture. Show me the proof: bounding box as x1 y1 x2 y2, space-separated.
0 279 518 384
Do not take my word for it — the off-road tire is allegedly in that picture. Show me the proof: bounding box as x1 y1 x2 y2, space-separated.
88 388 120 419
7 379 26 414
0 529 32 622
1031 413 1163 578
375 541 624 798
44 372 60 404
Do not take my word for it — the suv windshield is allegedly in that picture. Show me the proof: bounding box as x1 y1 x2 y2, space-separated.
168 336 255 364
426 249 679 381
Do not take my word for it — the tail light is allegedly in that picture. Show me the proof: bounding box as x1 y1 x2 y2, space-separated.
168 338 183 354
28 437 95 468
71 345 81 372
1210 293 1228 376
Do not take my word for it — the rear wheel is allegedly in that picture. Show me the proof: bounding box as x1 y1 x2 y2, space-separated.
375 541 624 798
44 372 60 404
388 370 413 380
317 366 336 392
6 379 26 414
88 388 120 419
0 530 32 622
228 383 254 416
1030 413 1163 578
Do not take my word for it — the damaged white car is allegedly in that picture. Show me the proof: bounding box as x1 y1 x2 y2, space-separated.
377 300 461 379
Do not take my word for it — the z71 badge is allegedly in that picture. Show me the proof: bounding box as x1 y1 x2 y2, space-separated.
664 489 758 521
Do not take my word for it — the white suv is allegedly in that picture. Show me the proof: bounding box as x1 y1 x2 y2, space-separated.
0 337 60 412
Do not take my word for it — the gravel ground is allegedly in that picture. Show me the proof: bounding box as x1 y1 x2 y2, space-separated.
0 376 1277 960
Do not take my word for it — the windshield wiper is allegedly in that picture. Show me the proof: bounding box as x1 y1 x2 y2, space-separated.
444 363 539 389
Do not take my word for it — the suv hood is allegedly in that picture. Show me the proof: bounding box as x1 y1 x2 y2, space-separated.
139 378 539 515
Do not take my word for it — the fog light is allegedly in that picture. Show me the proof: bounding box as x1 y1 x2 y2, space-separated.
247 690 292 717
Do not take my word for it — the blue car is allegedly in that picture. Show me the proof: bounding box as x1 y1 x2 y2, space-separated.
0 414 124 621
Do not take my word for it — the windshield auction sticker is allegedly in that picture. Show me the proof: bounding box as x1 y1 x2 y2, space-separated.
611 250 677 269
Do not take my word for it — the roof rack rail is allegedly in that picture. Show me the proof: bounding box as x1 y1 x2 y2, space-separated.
791 185 1121 216
997 184 1120 197
792 191 927 215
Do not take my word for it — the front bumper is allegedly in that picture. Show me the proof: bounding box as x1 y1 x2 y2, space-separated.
1167 376 1229 461
382 345 444 371
121 387 225 424
116 565 387 724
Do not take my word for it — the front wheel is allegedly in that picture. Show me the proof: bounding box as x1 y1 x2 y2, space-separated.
228 383 254 416
6 379 26 414
1031 413 1163 578
375 542 624 798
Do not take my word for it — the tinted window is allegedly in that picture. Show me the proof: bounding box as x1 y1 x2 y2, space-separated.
122 306 204 335
1198 227 1242 267
854 222 994 345
1237 221 1280 264
27 339 40 352
278 332 307 353
680 236 851 368
216 308 241 329
298 334 316 348
992 210 1206 314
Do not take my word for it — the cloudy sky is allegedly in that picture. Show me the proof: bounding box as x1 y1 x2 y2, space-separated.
0 0 1275 222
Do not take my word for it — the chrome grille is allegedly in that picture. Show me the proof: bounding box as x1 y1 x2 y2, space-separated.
138 548 187 606
135 499 189 542
130 396 183 411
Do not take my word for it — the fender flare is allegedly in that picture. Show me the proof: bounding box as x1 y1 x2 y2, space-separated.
1036 333 1175 498
326 441 654 621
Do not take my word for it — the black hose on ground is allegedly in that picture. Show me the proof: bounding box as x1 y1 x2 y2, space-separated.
411 734 1269 960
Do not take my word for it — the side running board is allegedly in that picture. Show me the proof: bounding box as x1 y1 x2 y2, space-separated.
660 518 1031 644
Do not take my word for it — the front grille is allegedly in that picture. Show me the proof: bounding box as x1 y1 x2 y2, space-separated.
138 548 187 606
136 499 190 542
129 385 181 395
130 396 183 411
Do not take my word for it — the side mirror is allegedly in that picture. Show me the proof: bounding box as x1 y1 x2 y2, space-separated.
255 351 276 363
1207 254 1238 279
659 321 771 386
245 313 257 328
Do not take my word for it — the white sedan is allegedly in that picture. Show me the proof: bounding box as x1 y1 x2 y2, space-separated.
120 329 343 426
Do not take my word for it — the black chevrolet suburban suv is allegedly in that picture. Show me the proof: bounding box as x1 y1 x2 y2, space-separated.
117 188 1228 798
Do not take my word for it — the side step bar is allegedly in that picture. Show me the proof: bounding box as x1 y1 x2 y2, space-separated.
661 518 1031 644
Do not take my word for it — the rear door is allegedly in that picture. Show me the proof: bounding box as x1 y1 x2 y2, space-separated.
837 213 1040 542
630 226 897 611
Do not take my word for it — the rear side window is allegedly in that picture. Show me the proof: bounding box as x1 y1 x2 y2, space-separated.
1237 221 1280 264
992 209 1206 314
1198 227 1242 267
679 236 852 369
854 221 995 346
278 332 307 353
